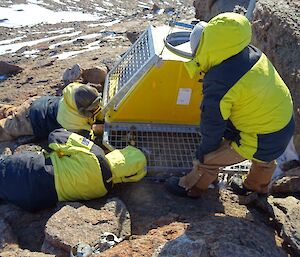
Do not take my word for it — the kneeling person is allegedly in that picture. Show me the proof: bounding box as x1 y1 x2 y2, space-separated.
0 129 147 212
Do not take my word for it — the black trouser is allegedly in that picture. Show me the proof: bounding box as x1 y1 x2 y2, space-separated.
0 152 58 212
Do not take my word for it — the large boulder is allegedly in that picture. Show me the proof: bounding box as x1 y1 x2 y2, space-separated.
271 167 300 193
255 196 300 255
251 0 300 133
42 198 131 257
193 0 250 21
0 61 23 76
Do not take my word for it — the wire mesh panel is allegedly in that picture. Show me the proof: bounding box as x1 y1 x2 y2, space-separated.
103 123 252 178
103 26 158 113
103 123 201 176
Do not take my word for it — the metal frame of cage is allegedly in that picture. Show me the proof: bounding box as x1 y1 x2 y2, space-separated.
102 26 159 113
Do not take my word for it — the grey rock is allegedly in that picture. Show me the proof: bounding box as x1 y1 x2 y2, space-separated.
193 0 250 21
255 196 300 255
152 234 207 257
62 63 82 85
186 215 286 257
126 31 141 44
0 61 23 76
271 171 300 193
42 198 131 256
282 204 300 255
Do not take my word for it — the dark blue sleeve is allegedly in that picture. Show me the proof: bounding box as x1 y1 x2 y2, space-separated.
196 81 228 162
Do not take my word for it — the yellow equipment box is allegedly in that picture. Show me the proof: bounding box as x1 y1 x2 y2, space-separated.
102 25 203 125
102 25 203 175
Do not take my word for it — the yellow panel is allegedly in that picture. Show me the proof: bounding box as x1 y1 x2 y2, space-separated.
106 60 203 125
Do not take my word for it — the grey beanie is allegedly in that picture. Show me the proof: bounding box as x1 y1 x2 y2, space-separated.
74 85 100 117
190 21 208 54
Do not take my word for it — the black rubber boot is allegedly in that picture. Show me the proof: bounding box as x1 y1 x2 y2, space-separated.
229 176 258 205
165 177 189 197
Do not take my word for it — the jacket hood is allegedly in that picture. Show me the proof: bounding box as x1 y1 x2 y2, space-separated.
185 12 252 77
105 146 147 184
62 82 81 111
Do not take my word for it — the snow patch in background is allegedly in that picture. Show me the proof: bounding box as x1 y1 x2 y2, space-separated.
0 31 81 55
53 42 100 60
0 4 100 28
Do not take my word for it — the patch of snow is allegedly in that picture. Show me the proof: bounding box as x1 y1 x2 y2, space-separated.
97 19 121 27
0 4 100 28
37 28 74 34
52 0 66 5
103 1 114 7
53 41 100 60
49 32 102 49
155 8 165 15
138 4 150 9
24 49 39 58
95 6 107 12
0 31 81 55
27 0 45 4
0 36 26 46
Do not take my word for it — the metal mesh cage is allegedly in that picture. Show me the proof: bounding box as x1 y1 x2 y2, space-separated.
103 26 158 113
103 123 201 176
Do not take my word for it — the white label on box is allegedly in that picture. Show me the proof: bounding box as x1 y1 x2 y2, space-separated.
176 88 192 105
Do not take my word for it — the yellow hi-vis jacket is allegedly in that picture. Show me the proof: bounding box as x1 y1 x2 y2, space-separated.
185 12 294 162
48 129 147 201
56 82 102 138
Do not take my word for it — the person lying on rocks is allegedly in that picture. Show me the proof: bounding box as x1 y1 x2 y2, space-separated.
0 128 147 212
165 12 294 204
0 82 105 142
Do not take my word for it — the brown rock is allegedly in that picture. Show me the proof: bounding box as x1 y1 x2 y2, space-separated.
82 66 107 85
0 61 23 76
94 222 186 257
271 167 300 193
42 198 131 256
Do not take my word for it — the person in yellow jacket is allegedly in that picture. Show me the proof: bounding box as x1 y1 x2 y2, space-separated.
0 128 147 212
0 82 104 142
166 12 294 202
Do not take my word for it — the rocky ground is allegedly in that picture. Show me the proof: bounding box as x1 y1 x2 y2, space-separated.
0 0 300 257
